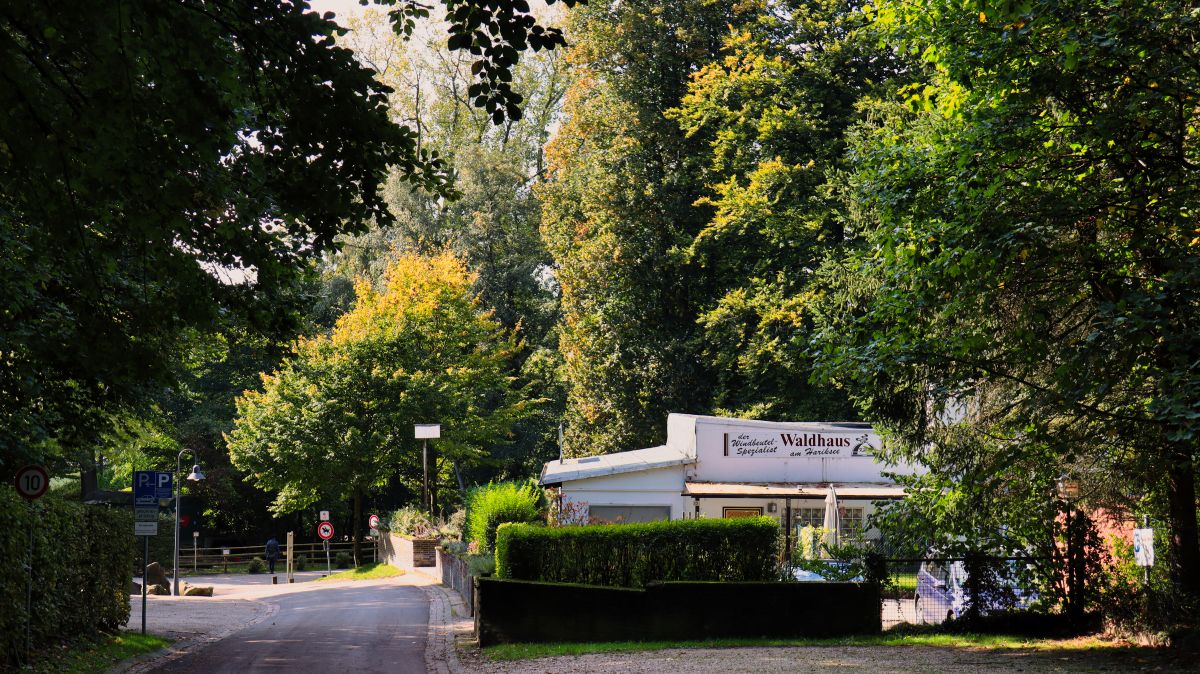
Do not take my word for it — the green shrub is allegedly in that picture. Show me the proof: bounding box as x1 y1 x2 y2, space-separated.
495 517 780 587
247 557 265 574
335 551 351 569
1 487 135 668
295 554 307 571
466 481 544 551
388 505 434 537
467 553 496 577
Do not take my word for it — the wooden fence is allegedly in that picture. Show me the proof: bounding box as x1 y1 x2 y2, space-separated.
180 540 377 571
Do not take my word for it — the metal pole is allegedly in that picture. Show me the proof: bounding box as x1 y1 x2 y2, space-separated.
1143 515 1150 585
325 539 331 576
26 505 34 662
173 452 182 596
193 532 198 573
422 439 429 513
142 536 149 635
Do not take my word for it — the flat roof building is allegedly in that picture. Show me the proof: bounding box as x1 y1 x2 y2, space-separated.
540 413 921 542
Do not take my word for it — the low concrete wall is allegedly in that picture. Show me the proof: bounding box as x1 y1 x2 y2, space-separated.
381 533 440 570
475 578 881 646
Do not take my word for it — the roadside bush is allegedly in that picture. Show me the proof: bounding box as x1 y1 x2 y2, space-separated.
388 505 435 537
1 487 135 668
467 553 496 577
295 554 307 571
247 557 265 574
335 551 351 569
495 517 780 587
466 481 543 551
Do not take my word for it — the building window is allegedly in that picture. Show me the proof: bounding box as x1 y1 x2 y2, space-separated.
796 506 864 532
588 505 671 524
722 507 763 518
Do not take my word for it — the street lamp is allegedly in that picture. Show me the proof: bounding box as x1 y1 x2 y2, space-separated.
173 449 205 596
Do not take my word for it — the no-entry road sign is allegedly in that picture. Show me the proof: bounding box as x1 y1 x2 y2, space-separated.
14 465 49 501
317 521 334 540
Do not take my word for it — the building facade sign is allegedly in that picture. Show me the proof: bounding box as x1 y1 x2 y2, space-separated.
723 430 879 459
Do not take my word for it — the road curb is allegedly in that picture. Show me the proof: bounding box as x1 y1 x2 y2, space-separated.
422 583 471 674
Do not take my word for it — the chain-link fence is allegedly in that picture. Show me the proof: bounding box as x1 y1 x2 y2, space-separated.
881 556 1049 629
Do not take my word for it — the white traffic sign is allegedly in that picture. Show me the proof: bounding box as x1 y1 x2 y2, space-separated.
135 521 159 536
14 465 49 501
368 514 380 529
320 510 330 521
134 506 158 522
1133 528 1155 567
317 521 334 540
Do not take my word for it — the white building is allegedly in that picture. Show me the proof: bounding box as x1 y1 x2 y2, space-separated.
539 413 922 545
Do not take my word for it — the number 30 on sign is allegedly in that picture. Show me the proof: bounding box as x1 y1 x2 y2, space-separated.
15 465 49 501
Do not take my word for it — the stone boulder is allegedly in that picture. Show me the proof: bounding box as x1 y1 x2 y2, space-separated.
144 561 170 588
182 584 213 597
147 583 170 595
129 581 142 595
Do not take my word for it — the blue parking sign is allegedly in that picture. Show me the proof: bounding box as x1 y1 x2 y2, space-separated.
134 470 173 504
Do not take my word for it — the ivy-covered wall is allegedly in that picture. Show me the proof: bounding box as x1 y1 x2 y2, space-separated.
0 487 134 668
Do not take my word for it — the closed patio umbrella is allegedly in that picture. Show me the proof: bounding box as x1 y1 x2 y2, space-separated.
822 485 840 553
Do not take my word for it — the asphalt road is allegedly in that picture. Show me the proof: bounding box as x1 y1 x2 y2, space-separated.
153 582 429 673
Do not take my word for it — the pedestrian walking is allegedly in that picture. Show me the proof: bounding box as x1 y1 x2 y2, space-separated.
265 536 280 575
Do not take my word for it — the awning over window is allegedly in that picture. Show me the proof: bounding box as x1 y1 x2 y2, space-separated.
683 482 907 500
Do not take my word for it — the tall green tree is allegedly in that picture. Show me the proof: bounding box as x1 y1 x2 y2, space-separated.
816 0 1200 602
541 0 753 455
670 0 904 421
228 253 532 562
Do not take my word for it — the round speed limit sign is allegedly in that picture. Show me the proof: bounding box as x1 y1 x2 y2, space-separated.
317 521 334 540
14 465 49 501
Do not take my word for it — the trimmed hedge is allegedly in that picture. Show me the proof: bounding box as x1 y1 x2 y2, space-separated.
475 577 882 646
495 517 780 587
0 486 135 668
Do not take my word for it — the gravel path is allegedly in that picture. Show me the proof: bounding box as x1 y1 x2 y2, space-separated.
463 644 1197 673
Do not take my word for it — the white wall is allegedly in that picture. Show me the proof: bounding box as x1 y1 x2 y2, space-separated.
560 464 688 520
687 415 921 484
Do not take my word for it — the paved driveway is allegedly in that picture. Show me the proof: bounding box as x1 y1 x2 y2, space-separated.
146 582 428 673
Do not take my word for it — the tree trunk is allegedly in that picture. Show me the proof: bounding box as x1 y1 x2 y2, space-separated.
352 488 362 567
1166 455 1200 600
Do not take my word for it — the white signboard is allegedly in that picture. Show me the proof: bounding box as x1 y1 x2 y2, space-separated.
320 510 330 521
134 506 158 522
1133 528 1155 567
415 424 441 439
723 430 879 459
134 521 158 536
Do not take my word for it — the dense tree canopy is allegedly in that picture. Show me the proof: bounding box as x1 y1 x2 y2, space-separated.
814 0 1200 598
0 0 574 478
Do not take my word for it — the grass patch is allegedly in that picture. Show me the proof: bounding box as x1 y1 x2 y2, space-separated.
317 562 405 582
28 632 171 673
482 633 1138 661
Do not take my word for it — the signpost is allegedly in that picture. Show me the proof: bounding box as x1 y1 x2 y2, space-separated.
415 424 441 513
14 465 48 501
318 522 334 576
133 470 171 635
14 465 48 663
1134 527 1155 570
286 532 294 583
368 514 380 530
